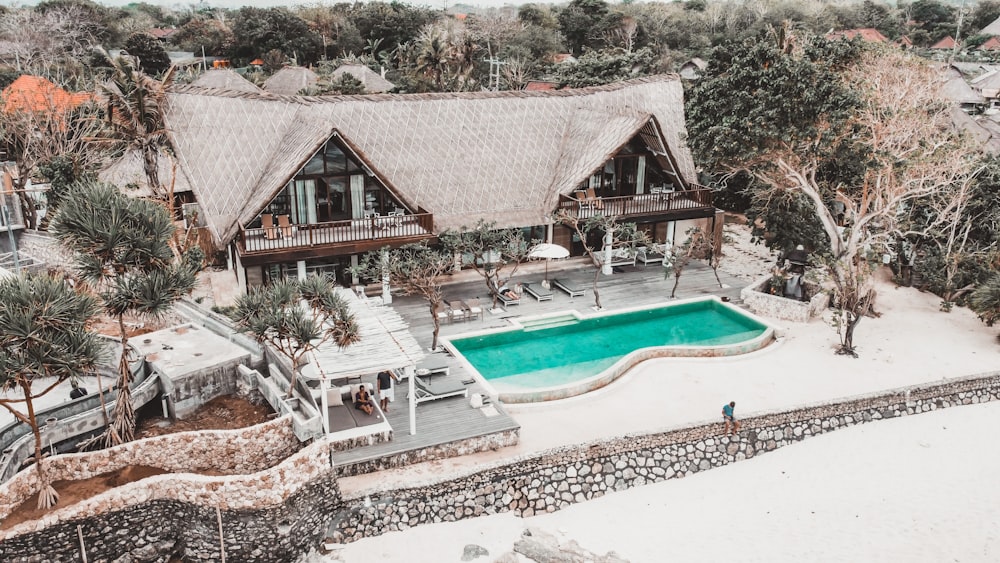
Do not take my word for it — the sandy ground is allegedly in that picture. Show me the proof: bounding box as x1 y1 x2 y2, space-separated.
328 223 1000 561
335 402 1000 563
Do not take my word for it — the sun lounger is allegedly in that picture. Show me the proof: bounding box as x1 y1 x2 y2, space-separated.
552 279 585 298
465 298 484 320
522 282 553 301
325 384 383 432
636 246 666 267
496 289 520 310
412 376 468 404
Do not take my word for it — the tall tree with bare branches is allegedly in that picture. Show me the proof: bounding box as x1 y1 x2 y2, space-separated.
688 34 978 356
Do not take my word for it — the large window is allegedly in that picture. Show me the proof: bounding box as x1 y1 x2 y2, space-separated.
259 139 404 225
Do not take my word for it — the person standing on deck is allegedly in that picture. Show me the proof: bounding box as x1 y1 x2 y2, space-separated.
377 370 399 413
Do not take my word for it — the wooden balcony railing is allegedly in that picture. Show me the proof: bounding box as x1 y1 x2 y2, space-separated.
557 187 714 219
239 212 434 254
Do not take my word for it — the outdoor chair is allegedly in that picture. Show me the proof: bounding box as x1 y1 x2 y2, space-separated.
464 298 484 320
261 213 279 240
412 376 468 404
435 302 453 324
585 188 605 210
277 214 294 238
552 279 585 298
522 282 553 301
575 190 593 211
636 246 666 267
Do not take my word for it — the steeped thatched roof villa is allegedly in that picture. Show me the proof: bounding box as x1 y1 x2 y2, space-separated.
162 75 719 291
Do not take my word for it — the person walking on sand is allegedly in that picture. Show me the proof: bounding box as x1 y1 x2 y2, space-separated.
377 370 399 413
722 401 740 436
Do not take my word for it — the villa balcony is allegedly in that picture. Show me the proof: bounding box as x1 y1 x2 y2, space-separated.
236 212 435 265
557 186 715 222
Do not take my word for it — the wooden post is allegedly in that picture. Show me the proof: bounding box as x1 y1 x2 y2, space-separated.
77 524 88 563
406 365 416 435
217 506 226 563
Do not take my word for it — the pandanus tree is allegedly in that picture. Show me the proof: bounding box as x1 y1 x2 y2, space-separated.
355 244 453 350
234 274 360 398
51 181 197 446
0 273 107 509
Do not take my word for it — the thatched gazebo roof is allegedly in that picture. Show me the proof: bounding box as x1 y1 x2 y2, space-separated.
164 75 697 248
190 69 262 94
262 66 318 95
331 64 395 93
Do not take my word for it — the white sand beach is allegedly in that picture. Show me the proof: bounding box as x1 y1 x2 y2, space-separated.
335 401 1000 562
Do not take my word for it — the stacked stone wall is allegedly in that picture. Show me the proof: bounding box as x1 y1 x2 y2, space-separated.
0 434 334 562
330 371 1000 542
15 230 74 272
0 416 299 522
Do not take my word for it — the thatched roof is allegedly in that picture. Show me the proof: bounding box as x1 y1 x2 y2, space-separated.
982 15 1000 37
331 64 394 93
263 66 318 95
98 150 191 197
310 288 424 380
164 75 697 248
942 66 986 105
190 69 262 93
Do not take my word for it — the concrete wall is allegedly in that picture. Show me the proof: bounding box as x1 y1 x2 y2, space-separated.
329 371 1000 543
741 275 829 323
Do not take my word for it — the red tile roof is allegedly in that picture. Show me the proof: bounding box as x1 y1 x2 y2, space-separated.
147 28 177 40
980 36 1000 51
1 75 91 115
827 28 889 43
931 36 958 49
524 81 559 91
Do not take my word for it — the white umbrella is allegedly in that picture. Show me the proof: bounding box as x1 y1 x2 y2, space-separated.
528 243 570 281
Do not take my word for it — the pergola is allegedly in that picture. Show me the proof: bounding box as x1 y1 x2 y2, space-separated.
309 289 425 435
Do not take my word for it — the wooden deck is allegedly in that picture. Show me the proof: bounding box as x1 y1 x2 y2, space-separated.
329 258 755 471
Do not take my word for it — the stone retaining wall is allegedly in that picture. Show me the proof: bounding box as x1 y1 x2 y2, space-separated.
0 435 335 562
329 371 1000 542
741 275 829 322
0 416 299 524
15 230 73 271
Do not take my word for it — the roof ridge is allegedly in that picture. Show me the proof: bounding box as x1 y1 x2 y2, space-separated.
168 74 682 104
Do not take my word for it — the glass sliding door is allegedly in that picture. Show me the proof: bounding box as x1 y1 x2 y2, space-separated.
291 179 317 225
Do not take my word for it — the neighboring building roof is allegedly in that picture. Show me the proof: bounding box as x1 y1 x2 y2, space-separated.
980 37 1000 51
523 81 559 91
98 150 192 197
942 66 986 105
1 75 91 114
931 36 958 49
679 58 708 80
896 35 913 48
981 15 1000 36
551 54 577 64
827 28 889 43
331 64 395 93
190 69 263 93
262 66 319 95
147 28 178 41
164 75 697 248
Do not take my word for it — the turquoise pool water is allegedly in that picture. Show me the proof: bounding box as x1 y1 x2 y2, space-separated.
448 299 768 394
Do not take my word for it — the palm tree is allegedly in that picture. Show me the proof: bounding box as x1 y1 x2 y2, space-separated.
234 274 360 398
50 181 197 446
415 31 450 90
96 51 175 201
970 272 1000 328
0 273 107 509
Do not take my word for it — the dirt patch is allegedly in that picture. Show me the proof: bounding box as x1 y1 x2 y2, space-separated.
137 394 274 438
1 396 274 530
1 465 166 531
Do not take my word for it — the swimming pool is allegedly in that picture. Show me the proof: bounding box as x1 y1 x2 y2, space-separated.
443 297 775 403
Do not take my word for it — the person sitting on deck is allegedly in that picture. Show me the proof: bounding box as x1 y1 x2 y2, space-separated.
355 385 374 415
